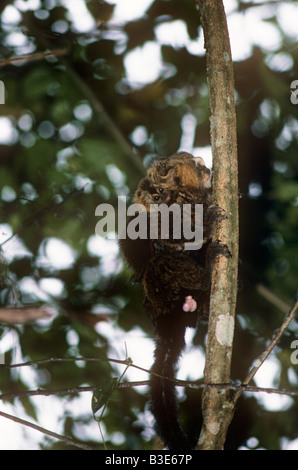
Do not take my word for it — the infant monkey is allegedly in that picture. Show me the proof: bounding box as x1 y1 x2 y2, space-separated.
120 151 230 450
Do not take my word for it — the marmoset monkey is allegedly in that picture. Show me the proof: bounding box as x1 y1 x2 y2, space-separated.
120 152 230 450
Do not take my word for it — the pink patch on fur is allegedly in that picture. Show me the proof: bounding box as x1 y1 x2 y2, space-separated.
183 295 197 312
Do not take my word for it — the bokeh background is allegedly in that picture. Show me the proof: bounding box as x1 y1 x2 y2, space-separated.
0 0 298 450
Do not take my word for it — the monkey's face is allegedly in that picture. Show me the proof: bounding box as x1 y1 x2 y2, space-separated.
134 152 212 210
134 178 172 209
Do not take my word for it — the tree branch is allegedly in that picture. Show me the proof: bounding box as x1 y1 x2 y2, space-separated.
256 283 291 314
0 48 68 66
1 341 297 448
0 410 95 450
231 298 298 406
196 0 239 450
1 380 298 403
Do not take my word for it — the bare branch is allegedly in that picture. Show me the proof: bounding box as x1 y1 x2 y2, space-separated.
232 298 298 406
1 376 298 403
1 345 297 449
0 355 151 376
0 48 68 66
0 385 96 401
0 410 95 450
256 283 291 314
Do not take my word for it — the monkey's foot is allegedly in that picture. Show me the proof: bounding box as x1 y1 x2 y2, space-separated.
183 295 197 312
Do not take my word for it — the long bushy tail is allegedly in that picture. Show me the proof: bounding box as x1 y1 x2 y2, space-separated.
149 319 192 450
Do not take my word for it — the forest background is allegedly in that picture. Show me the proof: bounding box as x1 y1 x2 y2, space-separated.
0 0 298 450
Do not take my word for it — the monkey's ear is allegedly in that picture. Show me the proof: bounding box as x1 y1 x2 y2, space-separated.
194 157 211 188
194 156 206 167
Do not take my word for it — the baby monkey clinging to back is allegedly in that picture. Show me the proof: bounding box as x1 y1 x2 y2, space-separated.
120 151 230 450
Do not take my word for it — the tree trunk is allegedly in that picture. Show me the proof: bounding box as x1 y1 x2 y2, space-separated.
196 0 239 450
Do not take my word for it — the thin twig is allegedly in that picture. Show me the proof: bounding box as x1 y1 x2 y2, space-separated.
1 355 154 380
2 356 298 402
0 385 96 401
0 48 68 66
256 283 291 314
0 355 149 374
0 410 95 450
232 298 298 406
1 346 297 449
1 381 298 403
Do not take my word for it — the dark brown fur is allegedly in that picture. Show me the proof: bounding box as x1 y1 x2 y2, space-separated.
120 152 229 449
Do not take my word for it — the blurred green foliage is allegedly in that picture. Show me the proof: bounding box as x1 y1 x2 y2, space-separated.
0 0 297 450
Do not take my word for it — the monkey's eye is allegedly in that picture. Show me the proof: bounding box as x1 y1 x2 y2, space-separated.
158 188 164 194
153 195 160 201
